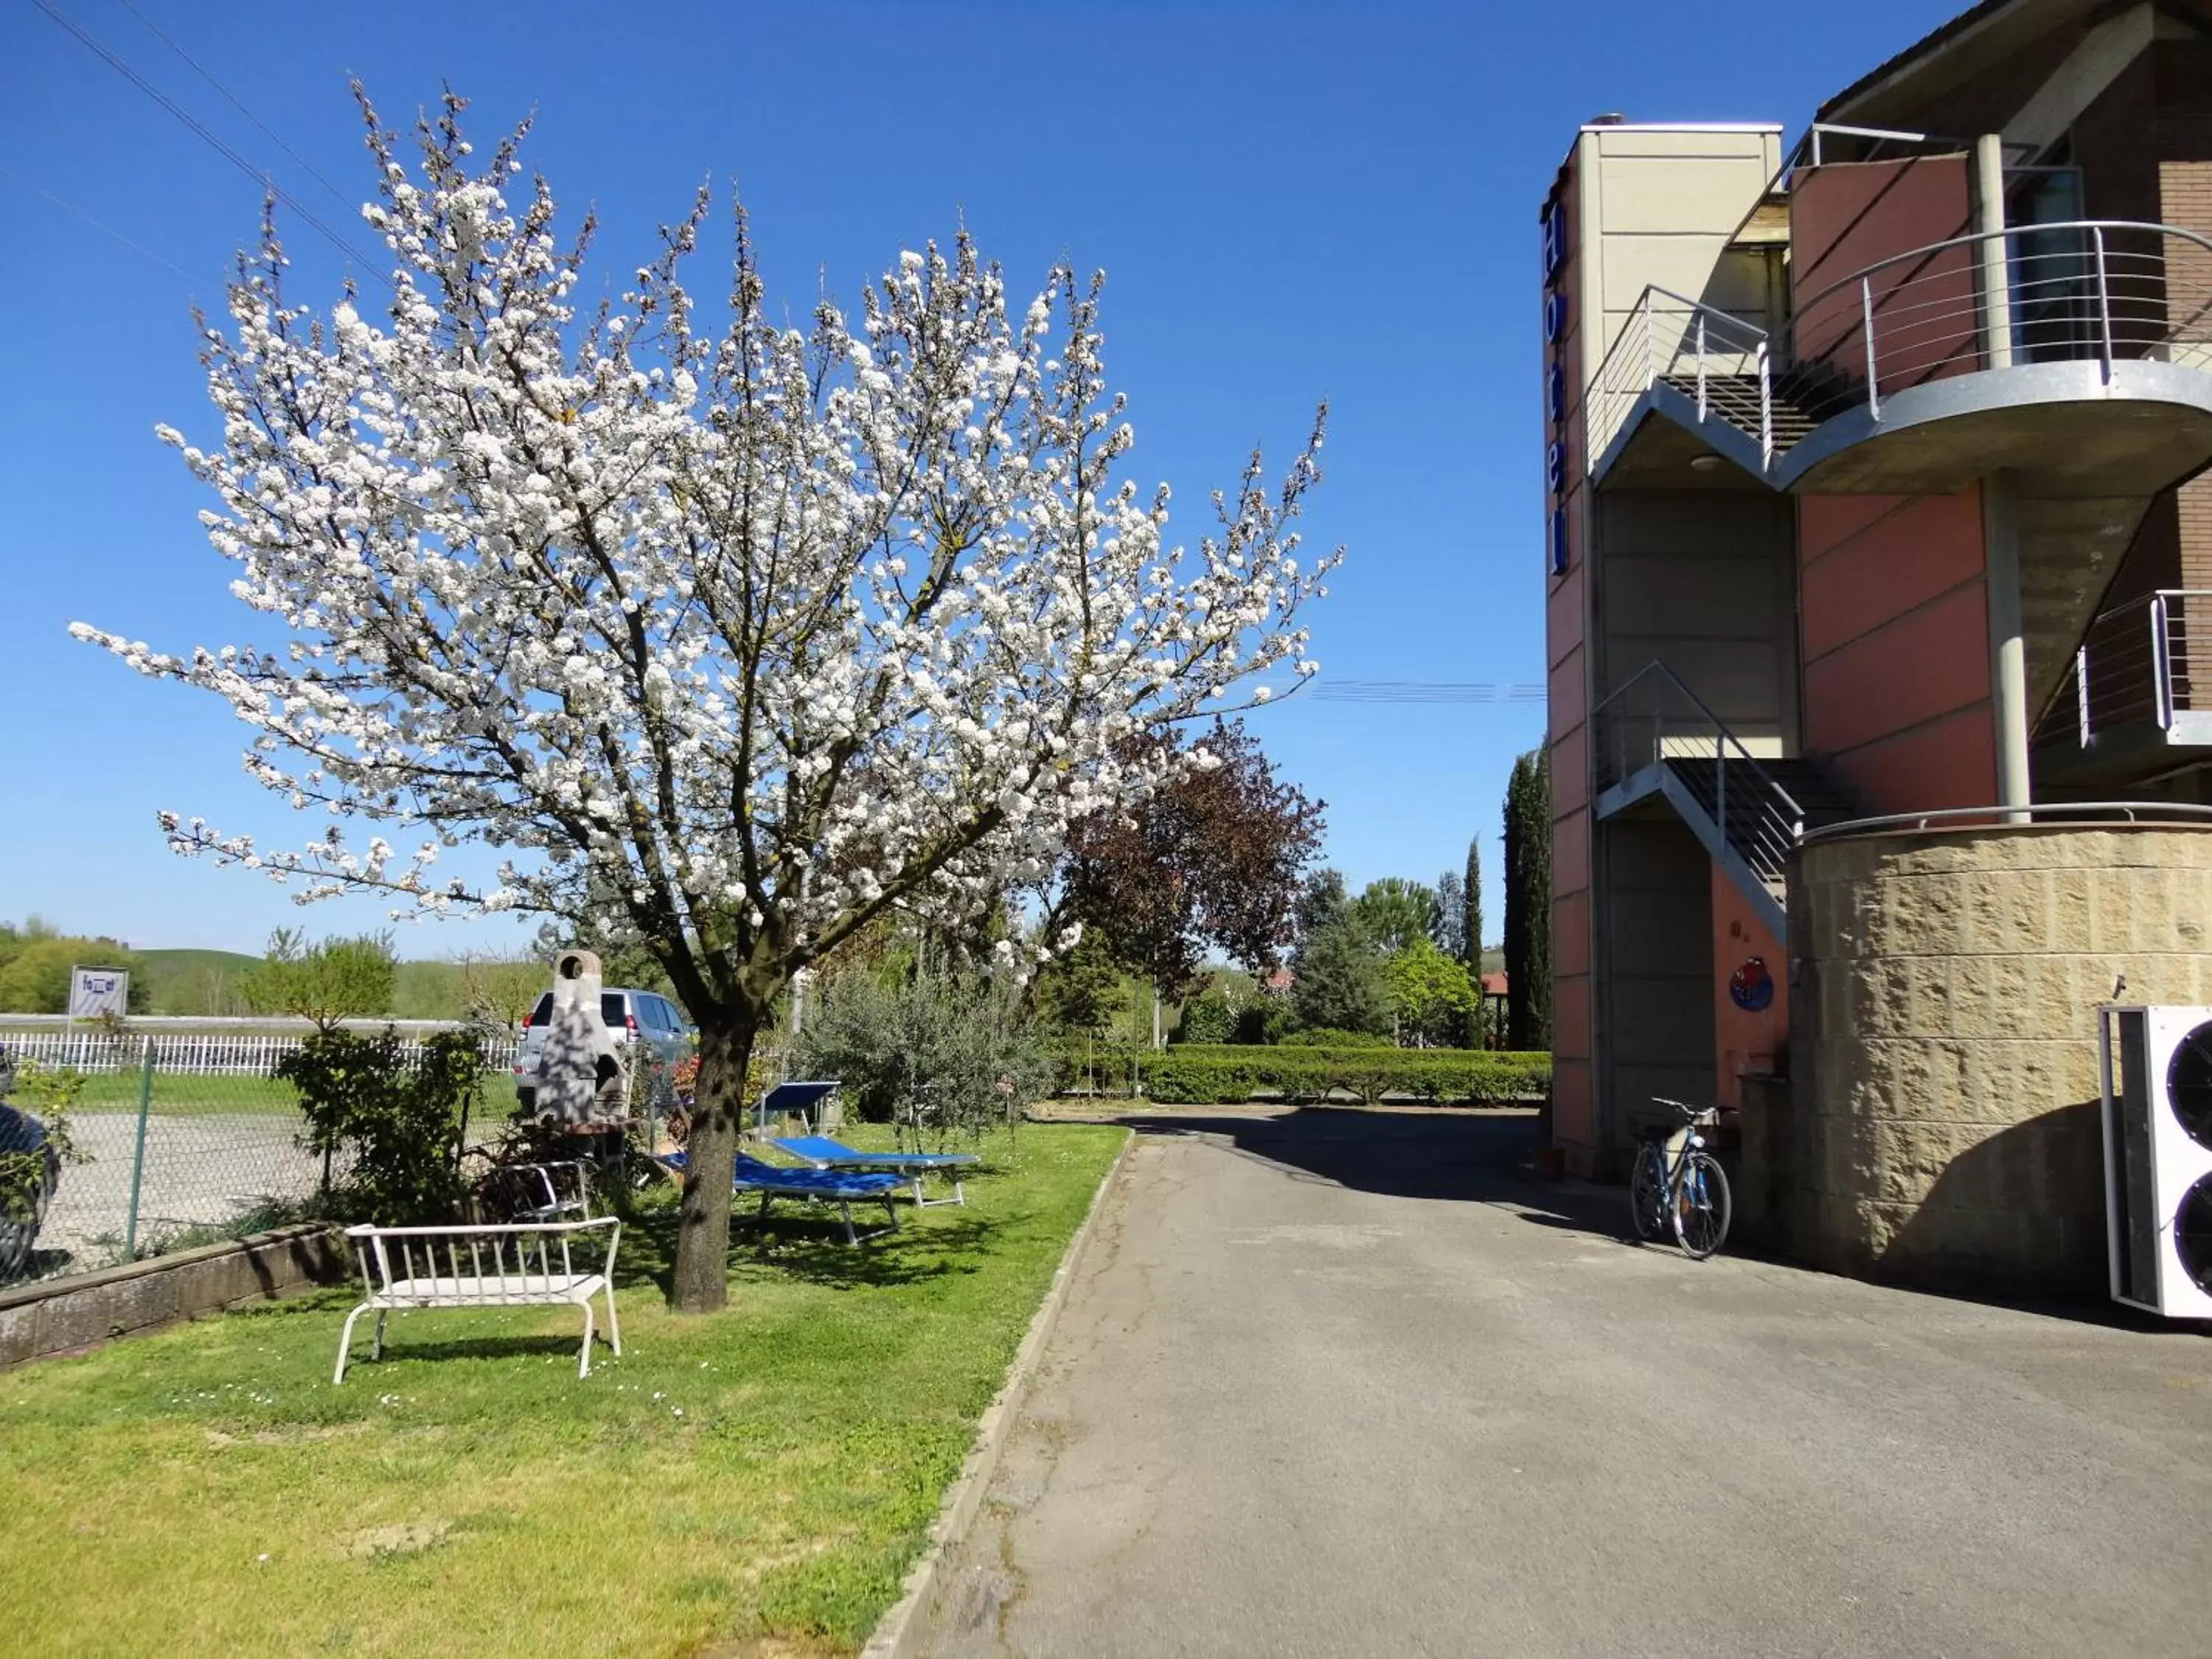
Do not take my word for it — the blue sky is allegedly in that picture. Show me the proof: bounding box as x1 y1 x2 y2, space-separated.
0 0 1955 956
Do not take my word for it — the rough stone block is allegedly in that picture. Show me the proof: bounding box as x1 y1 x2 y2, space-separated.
1882 878 1965 958
105 1272 181 1336
32 1288 114 1356
1982 958 2038 1040
2048 869 2095 953
0 1302 34 1368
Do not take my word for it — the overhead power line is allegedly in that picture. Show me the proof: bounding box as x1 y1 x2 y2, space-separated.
29 0 386 283
0 164 206 283
114 0 356 215
1310 681 1545 705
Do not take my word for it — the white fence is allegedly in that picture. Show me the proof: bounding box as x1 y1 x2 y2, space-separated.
1 1029 521 1076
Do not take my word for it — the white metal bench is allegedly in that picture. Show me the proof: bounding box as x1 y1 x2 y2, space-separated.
335 1218 622 1382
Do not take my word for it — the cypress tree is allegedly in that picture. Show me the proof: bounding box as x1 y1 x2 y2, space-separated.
1502 750 1553 1051
1461 835 1482 966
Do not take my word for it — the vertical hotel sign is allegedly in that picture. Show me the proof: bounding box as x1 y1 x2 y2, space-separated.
1541 193 1569 575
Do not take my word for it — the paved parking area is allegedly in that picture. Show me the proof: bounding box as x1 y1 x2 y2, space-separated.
921 1110 2212 1659
39 1111 322 1263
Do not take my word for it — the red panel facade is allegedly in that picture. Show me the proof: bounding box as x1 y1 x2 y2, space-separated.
1800 489 1996 812
1788 156 1975 395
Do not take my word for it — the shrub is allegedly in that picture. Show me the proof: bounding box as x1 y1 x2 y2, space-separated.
1279 1027 1392 1048
1118 1045 1550 1106
794 964 1053 1144
1175 989 1234 1045
276 1026 486 1223
1229 1002 1290 1045
0 937 150 1015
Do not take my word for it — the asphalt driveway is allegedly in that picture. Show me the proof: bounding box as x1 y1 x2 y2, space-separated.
919 1109 2212 1659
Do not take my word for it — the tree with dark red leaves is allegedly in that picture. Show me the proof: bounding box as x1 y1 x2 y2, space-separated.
1043 720 1324 1015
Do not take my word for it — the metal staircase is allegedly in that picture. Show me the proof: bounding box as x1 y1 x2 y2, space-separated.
1655 372 1820 456
1591 662 1857 942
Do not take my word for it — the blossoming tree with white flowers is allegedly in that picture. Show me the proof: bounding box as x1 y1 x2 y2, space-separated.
76 91 1336 1310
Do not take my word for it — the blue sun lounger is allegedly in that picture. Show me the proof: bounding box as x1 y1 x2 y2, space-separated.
657 1149 904 1243
771 1135 980 1208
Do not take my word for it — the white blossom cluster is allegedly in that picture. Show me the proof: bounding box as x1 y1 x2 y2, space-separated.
75 90 1336 1012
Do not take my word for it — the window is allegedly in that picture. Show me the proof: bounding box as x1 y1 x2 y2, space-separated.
526 992 553 1028
2006 158 2090 365
602 993 629 1028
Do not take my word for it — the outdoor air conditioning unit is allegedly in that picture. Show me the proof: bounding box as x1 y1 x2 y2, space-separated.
2098 1006 2212 1318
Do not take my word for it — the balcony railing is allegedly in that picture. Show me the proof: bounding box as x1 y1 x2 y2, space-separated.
1587 221 2212 476
2039 589 2212 752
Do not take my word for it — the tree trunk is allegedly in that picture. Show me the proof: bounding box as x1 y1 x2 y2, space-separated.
669 1016 757 1313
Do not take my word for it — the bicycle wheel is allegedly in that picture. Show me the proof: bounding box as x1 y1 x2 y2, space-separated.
1672 1151 1732 1259
1628 1142 1667 1242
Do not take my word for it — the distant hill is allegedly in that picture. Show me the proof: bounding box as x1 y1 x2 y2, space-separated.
138 948 261 1016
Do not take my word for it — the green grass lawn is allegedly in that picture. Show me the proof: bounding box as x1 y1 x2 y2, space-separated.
0 1121 1125 1658
69 1071 524 1119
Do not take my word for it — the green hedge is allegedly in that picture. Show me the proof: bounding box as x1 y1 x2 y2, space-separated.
1054 1045 1551 1107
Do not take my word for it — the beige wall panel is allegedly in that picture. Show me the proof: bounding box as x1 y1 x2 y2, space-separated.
1593 154 1775 231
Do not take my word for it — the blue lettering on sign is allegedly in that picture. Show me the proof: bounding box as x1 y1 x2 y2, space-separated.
1542 190 1571 579
1543 288 1568 344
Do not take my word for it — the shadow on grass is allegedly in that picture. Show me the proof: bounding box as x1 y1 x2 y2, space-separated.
611 1194 1009 1298
341 1329 611 1370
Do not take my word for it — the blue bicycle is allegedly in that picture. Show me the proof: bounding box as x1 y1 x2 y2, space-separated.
1629 1097 1732 1259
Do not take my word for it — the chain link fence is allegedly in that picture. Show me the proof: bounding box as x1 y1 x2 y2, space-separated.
2 1027 521 1287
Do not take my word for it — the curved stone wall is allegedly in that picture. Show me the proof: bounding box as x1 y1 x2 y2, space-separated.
1785 824 2212 1296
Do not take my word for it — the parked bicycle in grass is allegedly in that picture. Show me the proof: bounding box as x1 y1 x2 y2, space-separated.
1629 1096 1732 1259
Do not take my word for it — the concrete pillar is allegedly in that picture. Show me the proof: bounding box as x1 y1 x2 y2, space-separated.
1973 134 2013 370
1974 136 2028 814
1984 470 2031 813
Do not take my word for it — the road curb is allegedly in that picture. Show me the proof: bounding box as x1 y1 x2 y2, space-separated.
860 1127 1136 1659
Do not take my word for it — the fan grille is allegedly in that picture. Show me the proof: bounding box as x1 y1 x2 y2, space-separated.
2163 1021 2212 1152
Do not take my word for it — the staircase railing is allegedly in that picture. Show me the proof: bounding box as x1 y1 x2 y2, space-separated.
1591 661 1807 891
2037 588 2212 751
1587 287 1773 470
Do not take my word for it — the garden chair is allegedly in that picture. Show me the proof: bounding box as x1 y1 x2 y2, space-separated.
769 1134 977 1208
655 1149 905 1244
